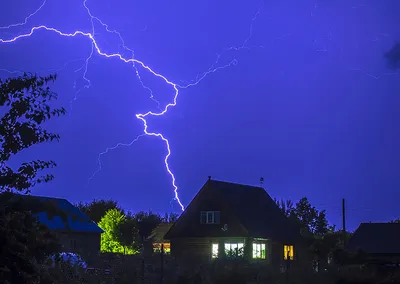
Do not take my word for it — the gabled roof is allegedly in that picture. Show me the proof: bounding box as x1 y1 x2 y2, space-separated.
165 179 302 242
9 194 103 233
148 223 173 242
346 223 400 254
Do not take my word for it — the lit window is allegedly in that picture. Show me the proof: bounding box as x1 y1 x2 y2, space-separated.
252 243 266 259
153 242 171 254
225 242 244 257
211 243 218 258
200 211 220 224
283 245 294 260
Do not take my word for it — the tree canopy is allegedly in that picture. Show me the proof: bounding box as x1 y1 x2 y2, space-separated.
98 208 135 254
0 73 65 193
276 197 333 236
0 73 65 282
76 199 121 224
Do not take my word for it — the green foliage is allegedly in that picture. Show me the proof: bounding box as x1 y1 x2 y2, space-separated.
129 211 163 250
0 73 65 193
0 196 61 283
77 198 178 254
0 73 65 283
76 199 122 224
99 208 135 254
116 215 136 250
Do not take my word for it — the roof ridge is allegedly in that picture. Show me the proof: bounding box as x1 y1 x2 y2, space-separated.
210 179 264 190
14 193 69 202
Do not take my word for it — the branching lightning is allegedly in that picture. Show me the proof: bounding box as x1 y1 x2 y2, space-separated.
0 0 264 211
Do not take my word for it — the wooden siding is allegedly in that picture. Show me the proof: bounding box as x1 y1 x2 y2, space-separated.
172 237 273 262
58 231 101 257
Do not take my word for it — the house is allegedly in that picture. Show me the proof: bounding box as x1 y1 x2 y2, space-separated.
164 178 305 266
9 194 103 257
346 222 400 264
147 223 173 254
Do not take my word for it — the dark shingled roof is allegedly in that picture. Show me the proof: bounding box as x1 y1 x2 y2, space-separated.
165 179 302 242
346 223 400 254
148 223 173 242
10 194 103 233
211 180 301 241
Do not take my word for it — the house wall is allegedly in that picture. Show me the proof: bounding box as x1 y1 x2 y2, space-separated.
58 231 101 257
271 241 309 268
171 237 307 269
171 237 214 261
172 237 274 262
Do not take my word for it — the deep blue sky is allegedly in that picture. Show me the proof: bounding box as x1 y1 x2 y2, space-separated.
0 0 399 231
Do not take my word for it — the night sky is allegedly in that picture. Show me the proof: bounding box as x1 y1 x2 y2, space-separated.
0 0 399 231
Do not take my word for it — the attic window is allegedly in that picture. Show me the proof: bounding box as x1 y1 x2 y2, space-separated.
200 211 220 224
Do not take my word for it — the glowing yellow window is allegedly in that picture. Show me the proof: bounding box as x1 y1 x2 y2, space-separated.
153 242 170 254
283 245 294 260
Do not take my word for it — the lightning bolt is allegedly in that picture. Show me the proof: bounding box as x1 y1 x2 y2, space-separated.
0 0 264 212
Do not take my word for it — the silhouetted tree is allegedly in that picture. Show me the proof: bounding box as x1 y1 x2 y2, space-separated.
130 211 163 250
294 197 333 236
76 199 122 223
0 201 60 283
276 197 333 236
276 197 338 268
274 198 296 219
0 73 65 282
115 213 137 252
0 73 65 193
162 212 180 223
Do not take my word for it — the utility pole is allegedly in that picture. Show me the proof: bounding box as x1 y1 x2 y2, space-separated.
342 198 346 247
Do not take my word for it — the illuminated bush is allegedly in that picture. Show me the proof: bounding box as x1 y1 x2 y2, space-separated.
98 208 134 254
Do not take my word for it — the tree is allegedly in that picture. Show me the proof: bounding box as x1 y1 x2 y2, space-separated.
274 198 295 219
0 194 62 283
76 199 121 224
162 212 180 223
276 196 339 269
0 74 65 282
276 197 332 236
0 73 65 193
115 214 137 252
98 208 134 254
130 211 163 250
293 197 332 236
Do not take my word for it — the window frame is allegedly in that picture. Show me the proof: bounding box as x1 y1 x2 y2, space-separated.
224 242 244 258
283 244 294 260
200 211 220 224
153 242 171 254
211 243 219 258
252 242 266 259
